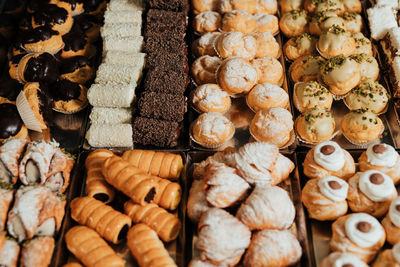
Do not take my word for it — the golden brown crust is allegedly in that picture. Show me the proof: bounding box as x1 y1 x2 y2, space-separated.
62 263 83 267
0 125 28 143
20 236 54 267
221 10 256 33
382 215 400 246
61 64 95 85
290 56 325 83
358 152 400 185
32 11 73 36
341 111 383 144
53 84 87 113
22 34 64 54
280 0 304 13
193 0 219 14
295 110 335 143
279 10 309 38
191 56 222 85
251 56 283 85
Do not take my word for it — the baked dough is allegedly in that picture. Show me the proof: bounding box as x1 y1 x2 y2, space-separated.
192 56 222 85
284 33 318 61
191 83 231 114
221 10 256 33
279 9 309 37
252 32 280 59
290 55 326 83
194 11 221 34
193 32 221 57
246 82 289 112
251 56 283 85
344 80 388 113
320 252 368 267
214 32 257 60
293 80 333 113
382 197 400 245
317 26 355 58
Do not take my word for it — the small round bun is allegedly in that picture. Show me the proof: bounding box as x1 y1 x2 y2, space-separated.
192 55 223 85
192 83 231 114
194 11 222 34
251 56 283 85
246 83 289 112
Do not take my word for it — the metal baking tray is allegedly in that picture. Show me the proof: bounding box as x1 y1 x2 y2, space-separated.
184 151 313 267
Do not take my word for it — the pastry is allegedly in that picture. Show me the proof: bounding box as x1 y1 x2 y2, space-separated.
279 0 304 13
191 112 235 147
347 170 397 217
320 55 361 96
367 5 397 41
31 4 73 35
221 10 256 33
194 11 221 34
187 179 210 223
279 9 309 38
251 56 283 85
302 176 349 221
295 107 335 144
352 32 373 56
83 0 107 17
191 83 231 114
20 236 54 267
103 35 144 54
70 196 132 244
320 252 368 267
138 92 186 122
350 54 379 82
382 197 400 245
95 63 142 85
0 76 23 104
246 82 289 112
72 14 101 43
16 52 59 85
21 26 64 54
45 147 74 193
124 201 181 242
60 56 95 84
373 244 400 267
309 11 345 36
145 9 186 40
88 82 136 108
243 229 302 267
63 263 83 267
192 0 219 14
193 147 237 179
52 0 84 16
317 26 356 58
193 32 221 57
330 213 386 263
218 0 257 14
284 33 318 61
358 144 400 184
237 185 295 230
343 0 362 13
60 32 94 59
342 12 363 34
102 155 182 210
341 109 384 144
250 107 294 147
0 188 14 230
252 13 279 34
303 141 356 180
252 32 280 59
217 57 258 95
197 208 251 266
214 31 257 60
290 55 326 83
148 0 188 12
0 238 19 267
0 138 27 184
51 80 87 114
192 56 222 85
89 107 132 126
8 54 26 82
0 103 28 142
189 259 218 267
305 0 344 14
344 81 389 114
127 224 177 267
65 226 125 267
293 80 333 113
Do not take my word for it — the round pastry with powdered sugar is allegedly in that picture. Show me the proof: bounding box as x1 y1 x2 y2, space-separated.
246 82 289 112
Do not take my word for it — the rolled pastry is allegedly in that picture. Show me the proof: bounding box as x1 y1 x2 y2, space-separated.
122 150 184 179
124 201 181 242
104 10 143 23
187 180 210 223
102 155 181 210
85 149 115 203
103 51 146 67
103 35 144 54
87 82 136 108
7 186 66 242
20 236 54 267
70 196 132 244
65 226 125 267
101 22 142 38
86 124 133 148
127 223 177 267
45 148 75 193
0 188 14 230
0 238 20 267
95 63 142 85
0 138 27 184
89 107 132 125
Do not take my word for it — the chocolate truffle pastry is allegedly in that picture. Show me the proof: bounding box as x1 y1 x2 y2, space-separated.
284 33 318 61
12 34 27 56
305 0 345 14
279 9 309 38
17 52 59 84
31 4 73 35
290 55 326 83
280 0 304 13
373 244 400 267
347 170 397 217
0 14 17 40
303 141 356 180
51 79 87 113
320 252 368 267
83 0 107 17
320 55 361 96
21 26 64 54
296 107 335 143
194 11 221 34
59 56 94 84
330 213 385 263
51 0 84 16
343 0 362 13
293 80 333 113
221 10 256 33
0 103 28 142
133 117 180 148
252 32 280 59
342 12 363 34
349 54 379 82
8 53 26 83
0 76 23 104
145 67 188 95
138 92 186 122
60 31 94 59
145 9 186 39
341 109 384 144
192 83 231 114
246 83 289 112
352 32 373 56
382 197 400 245
251 56 283 85
192 32 221 57
344 81 389 114
192 56 222 85
317 26 356 58
71 14 101 43
309 11 345 36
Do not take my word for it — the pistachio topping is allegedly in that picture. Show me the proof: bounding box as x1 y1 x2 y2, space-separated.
323 56 346 75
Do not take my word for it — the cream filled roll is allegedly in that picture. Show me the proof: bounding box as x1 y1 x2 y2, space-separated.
86 124 133 148
95 63 143 85
101 23 142 38
104 10 143 23
88 82 136 108
103 51 146 67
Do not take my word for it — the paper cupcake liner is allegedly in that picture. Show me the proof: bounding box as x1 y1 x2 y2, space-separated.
249 127 295 149
315 42 329 59
189 121 235 149
341 124 385 148
294 116 340 145
342 97 389 115
16 91 42 132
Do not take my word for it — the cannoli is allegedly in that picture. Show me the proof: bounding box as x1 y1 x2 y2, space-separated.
87 82 136 108
0 188 13 230
95 63 143 85
7 186 66 242
89 107 132 125
124 201 180 242
102 35 144 53
70 196 132 244
84 149 115 203
45 148 74 193
0 238 19 267
127 224 177 267
0 138 27 184
65 226 125 267
20 236 54 267
86 123 133 148
102 155 181 210
122 150 183 179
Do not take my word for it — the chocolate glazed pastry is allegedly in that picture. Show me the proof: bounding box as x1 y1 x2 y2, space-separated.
8 53 27 81
21 26 64 54
0 103 28 142
60 31 93 59
51 79 87 113
71 14 100 43
60 56 94 84
51 0 84 16
0 76 23 104
27 0 51 14
32 4 73 35
83 0 107 17
18 52 59 84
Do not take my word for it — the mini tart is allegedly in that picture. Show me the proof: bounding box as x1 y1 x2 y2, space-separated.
290 55 326 83
214 32 257 60
344 81 389 114
253 13 279 35
296 107 335 143
31 4 73 35
341 109 384 144
221 10 256 33
342 12 363 34
0 103 28 142
251 56 283 85
17 52 59 84
343 0 362 13
191 83 231 114
21 26 64 54
284 33 318 61
317 25 356 58
320 252 368 267
193 11 221 34
321 55 361 96
279 9 309 38
309 11 345 36
252 32 280 59
294 80 333 113
83 0 107 17
60 31 94 59
246 83 289 112
192 55 222 85
382 197 400 245
352 32 373 56
71 14 101 43
51 0 84 16
279 0 304 13
0 77 23 104
191 112 235 148
250 107 294 147
305 0 345 14
349 53 379 82
51 79 87 113
192 32 221 57
59 56 94 84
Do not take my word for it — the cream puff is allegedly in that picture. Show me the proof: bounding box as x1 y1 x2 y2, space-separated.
252 32 280 59
221 10 256 33
279 0 304 13
218 0 257 14
255 0 278 14
0 103 28 142
253 13 279 35
302 176 349 221
191 83 231 114
31 4 73 35
192 0 219 14
279 9 309 38
284 33 318 61
51 79 87 113
349 54 379 82
17 52 60 84
191 55 222 85
320 252 368 267
194 11 222 34
59 56 95 84
51 0 84 16
246 83 289 112
21 26 64 54
305 0 345 14
290 55 326 83
60 31 94 59
342 12 363 34
251 56 283 85
193 32 221 57
373 244 400 267
317 26 356 58
347 170 397 217
214 32 257 60
352 32 373 56
359 143 400 185
309 11 345 36
293 80 333 113
303 141 356 180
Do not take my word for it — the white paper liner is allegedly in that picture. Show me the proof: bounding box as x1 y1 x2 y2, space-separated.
294 115 340 145
16 91 42 132
189 121 235 149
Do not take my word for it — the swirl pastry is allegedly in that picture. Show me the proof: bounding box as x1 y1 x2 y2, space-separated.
197 208 251 266
0 138 27 184
279 9 309 38
102 155 182 210
193 147 237 179
237 185 295 230
373 242 400 267
214 32 256 60
20 236 54 267
127 224 177 267
0 238 19 267
302 176 348 221
320 252 368 267
382 196 400 245
303 141 356 180
124 201 180 242
330 213 386 263
187 179 210 223
0 188 14 230
65 226 125 267
70 196 132 244
284 33 318 61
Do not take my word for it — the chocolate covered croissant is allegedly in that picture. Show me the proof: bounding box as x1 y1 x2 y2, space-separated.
85 149 115 203
0 188 14 230
70 196 131 244
122 150 184 179
65 226 125 267
0 238 19 267
20 236 55 267
102 156 182 210
0 138 27 184
127 224 177 267
124 201 181 242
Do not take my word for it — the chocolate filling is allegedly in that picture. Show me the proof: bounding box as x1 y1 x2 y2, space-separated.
328 180 341 189
62 31 87 52
60 56 91 74
369 173 384 185
0 77 22 101
372 144 387 154
396 204 400 212
320 144 335 155
93 193 109 202
51 79 81 101
356 221 371 233
33 4 68 26
144 187 156 203
24 52 59 84
0 103 23 139
83 0 104 12
22 26 59 44
117 224 129 241
342 264 353 267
